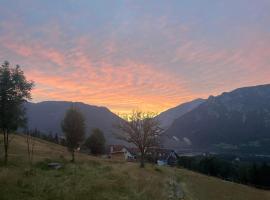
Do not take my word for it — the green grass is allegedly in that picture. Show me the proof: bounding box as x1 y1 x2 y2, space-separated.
0 134 269 200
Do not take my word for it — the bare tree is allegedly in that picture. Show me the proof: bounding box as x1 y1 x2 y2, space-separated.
25 130 35 166
115 111 164 168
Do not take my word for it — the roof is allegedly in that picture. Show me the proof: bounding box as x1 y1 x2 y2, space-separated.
110 145 125 152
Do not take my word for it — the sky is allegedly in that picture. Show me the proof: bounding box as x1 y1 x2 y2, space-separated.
0 0 270 114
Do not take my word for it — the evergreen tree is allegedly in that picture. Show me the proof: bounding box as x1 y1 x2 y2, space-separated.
54 133 59 144
85 128 106 155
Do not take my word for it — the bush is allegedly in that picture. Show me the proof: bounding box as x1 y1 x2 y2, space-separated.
84 129 106 155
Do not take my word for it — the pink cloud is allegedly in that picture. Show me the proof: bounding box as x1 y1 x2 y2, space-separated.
1 17 270 114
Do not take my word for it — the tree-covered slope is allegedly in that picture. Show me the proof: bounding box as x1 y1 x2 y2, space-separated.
165 84 270 153
24 101 123 144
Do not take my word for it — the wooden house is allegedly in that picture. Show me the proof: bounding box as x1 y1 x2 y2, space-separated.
108 145 136 161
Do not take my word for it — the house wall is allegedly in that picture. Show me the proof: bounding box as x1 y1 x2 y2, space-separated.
109 146 135 161
111 152 125 160
123 148 135 160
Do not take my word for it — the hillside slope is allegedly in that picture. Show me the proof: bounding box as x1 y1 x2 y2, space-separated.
0 135 269 200
165 84 270 153
25 101 124 144
156 98 205 129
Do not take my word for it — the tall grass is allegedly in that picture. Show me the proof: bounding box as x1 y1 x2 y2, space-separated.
0 134 269 200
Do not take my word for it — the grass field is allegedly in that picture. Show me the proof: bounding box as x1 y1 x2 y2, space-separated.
0 134 269 200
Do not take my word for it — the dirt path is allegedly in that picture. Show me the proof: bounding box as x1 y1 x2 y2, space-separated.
168 177 185 200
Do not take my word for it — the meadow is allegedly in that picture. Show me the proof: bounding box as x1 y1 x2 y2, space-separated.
0 134 269 200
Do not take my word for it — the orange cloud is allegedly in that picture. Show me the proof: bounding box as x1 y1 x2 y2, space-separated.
26 60 194 114
1 17 270 115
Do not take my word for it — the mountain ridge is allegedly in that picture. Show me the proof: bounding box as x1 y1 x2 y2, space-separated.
156 98 205 129
164 84 270 153
24 101 124 144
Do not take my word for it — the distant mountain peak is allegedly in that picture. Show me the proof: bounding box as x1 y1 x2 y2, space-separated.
156 98 205 129
164 84 270 153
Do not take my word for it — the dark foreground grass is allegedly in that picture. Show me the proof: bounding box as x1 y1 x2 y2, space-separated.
0 134 269 200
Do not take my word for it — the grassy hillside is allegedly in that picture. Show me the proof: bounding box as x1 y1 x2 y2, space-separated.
0 135 269 200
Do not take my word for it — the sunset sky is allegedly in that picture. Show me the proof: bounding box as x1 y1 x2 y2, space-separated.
0 0 270 114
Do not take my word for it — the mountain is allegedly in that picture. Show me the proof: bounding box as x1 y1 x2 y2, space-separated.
156 98 205 129
24 101 124 144
165 84 270 154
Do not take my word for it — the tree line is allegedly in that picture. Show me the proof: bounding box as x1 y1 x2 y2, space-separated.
23 127 107 157
177 155 270 189
23 129 63 145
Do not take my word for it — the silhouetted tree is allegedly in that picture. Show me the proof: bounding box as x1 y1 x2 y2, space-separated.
85 128 106 155
61 106 85 162
115 111 163 168
0 61 34 164
48 132 54 142
31 128 41 138
54 133 59 144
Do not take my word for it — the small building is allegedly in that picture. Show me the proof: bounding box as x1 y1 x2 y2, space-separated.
108 145 136 161
166 150 179 166
108 145 178 165
146 148 179 166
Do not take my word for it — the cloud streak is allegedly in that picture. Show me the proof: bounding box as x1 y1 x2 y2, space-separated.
0 0 270 113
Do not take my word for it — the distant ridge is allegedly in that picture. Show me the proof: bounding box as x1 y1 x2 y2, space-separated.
24 101 125 144
164 84 270 154
156 98 205 129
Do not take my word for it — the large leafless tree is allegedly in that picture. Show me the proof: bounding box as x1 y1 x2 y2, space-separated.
115 111 164 168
